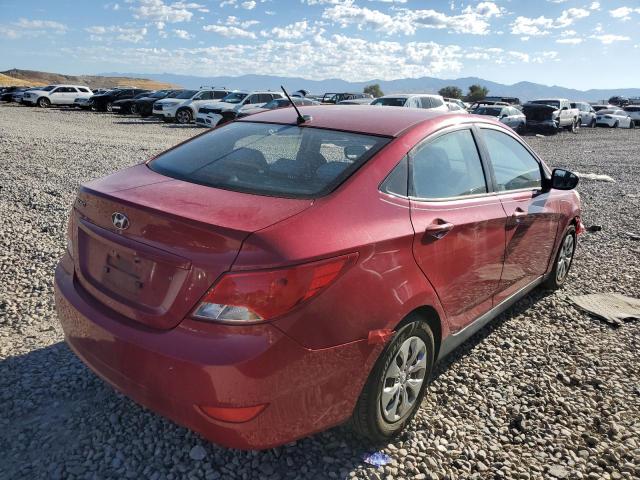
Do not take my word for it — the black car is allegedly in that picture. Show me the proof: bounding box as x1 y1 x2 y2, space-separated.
132 89 181 117
1 86 28 102
608 96 629 107
90 88 150 112
110 90 153 114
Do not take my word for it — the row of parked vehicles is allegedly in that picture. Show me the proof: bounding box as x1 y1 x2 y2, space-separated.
2 84 639 133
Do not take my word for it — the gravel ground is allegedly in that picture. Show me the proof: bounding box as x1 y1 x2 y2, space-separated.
1 103 639 480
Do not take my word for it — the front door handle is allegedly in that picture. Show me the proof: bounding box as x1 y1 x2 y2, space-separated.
509 208 527 226
425 221 454 239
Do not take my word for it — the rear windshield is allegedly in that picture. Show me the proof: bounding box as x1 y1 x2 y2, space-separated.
476 107 502 116
149 122 390 198
372 97 407 107
530 100 560 108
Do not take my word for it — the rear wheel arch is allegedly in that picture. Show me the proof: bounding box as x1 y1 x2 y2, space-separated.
394 305 443 362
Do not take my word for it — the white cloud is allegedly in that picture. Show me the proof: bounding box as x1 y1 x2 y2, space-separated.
104 3 121 11
241 1 256 9
0 18 68 39
511 8 589 36
15 18 68 32
263 20 323 40
590 34 631 44
556 37 582 44
202 24 257 39
133 0 208 23
322 1 504 36
589 2 600 11
85 25 148 43
610 7 640 21
173 28 193 39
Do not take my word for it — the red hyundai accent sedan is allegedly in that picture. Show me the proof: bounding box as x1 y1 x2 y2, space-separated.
55 106 582 449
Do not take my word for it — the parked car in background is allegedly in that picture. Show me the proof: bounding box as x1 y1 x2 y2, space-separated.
522 99 580 133
608 96 629 107
1 86 28 102
195 91 285 128
468 100 509 112
55 105 582 450
571 102 596 128
132 89 181 117
110 91 152 114
12 87 39 103
235 97 317 119
445 98 467 110
23 85 93 107
592 104 615 112
91 88 151 112
371 94 448 112
595 109 635 128
446 102 468 114
473 105 526 132
153 88 230 124
483 96 521 106
623 105 640 126
338 98 374 105
321 92 372 104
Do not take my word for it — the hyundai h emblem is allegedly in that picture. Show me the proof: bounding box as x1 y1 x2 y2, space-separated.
111 212 130 230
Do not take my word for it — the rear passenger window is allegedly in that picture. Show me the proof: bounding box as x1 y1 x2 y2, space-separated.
431 97 444 108
420 97 431 109
78 88 89 93
481 129 541 191
411 129 487 199
213 91 226 99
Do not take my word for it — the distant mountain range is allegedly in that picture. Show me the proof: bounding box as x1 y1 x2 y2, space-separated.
103 72 640 102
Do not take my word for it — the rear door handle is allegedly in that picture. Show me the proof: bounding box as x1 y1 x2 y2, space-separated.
425 221 454 239
511 208 527 225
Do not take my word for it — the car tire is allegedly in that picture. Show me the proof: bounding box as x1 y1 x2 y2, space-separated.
590 118 596 128
106 102 113 113
543 226 576 290
612 121 619 128
517 123 526 134
629 121 635 129
176 108 192 124
351 317 434 442
570 120 579 134
37 97 50 108
130 104 138 115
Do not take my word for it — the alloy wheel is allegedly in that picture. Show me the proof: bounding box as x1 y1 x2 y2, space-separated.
381 336 427 423
131 104 138 114
176 110 191 124
106 102 113 113
556 234 574 283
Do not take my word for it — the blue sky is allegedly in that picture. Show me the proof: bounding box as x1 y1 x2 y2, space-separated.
0 0 639 89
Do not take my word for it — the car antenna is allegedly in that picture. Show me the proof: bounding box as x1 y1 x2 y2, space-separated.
281 85 311 124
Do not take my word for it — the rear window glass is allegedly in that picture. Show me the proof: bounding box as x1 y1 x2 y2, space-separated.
149 122 390 198
372 97 407 107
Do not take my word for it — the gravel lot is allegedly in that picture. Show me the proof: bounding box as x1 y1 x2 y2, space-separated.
1 103 639 480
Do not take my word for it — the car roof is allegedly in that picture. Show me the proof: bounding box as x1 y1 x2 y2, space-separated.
237 105 458 137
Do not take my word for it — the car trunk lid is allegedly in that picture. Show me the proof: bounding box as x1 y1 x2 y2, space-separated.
71 164 313 330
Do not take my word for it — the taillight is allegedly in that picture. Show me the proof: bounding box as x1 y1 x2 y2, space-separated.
192 253 357 323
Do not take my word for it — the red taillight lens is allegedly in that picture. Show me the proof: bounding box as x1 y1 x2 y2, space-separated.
192 253 357 323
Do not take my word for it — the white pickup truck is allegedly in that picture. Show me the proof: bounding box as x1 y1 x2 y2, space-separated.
522 98 580 133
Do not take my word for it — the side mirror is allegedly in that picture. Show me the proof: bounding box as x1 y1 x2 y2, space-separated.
551 168 579 190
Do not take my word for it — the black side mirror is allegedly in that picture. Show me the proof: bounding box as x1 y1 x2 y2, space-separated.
551 168 579 190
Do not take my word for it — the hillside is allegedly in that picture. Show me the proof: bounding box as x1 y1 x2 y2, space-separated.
1 69 179 90
0 73 47 87
105 72 640 102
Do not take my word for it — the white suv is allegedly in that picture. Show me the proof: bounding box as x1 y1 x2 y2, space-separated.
152 88 229 124
23 84 93 108
371 94 448 112
195 91 285 128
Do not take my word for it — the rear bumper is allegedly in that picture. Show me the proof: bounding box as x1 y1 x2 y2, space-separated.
54 258 377 449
